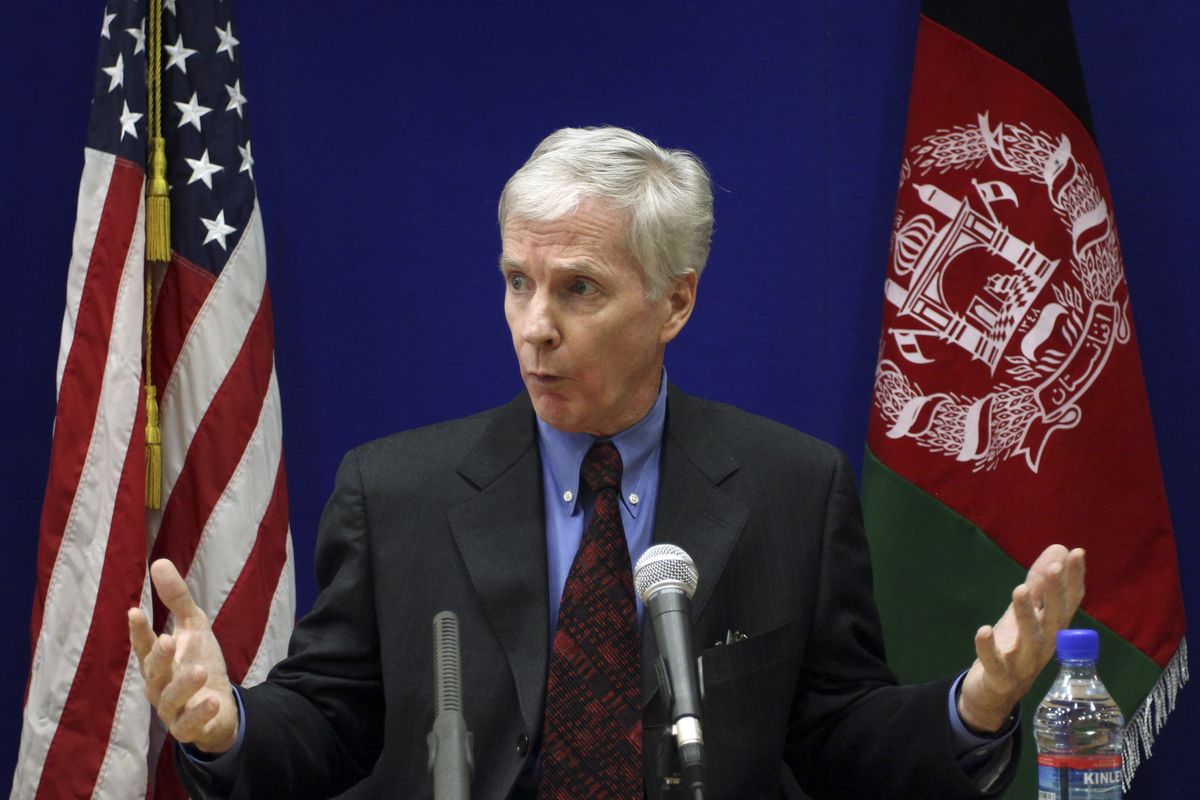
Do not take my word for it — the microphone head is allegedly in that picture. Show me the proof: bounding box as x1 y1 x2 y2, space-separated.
634 544 699 603
432 611 462 713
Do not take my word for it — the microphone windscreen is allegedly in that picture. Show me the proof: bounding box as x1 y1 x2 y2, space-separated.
634 544 699 603
433 610 462 713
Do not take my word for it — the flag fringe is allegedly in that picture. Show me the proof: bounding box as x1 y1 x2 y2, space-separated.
1121 636 1190 790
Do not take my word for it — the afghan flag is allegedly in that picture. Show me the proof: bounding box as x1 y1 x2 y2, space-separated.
862 1 1188 796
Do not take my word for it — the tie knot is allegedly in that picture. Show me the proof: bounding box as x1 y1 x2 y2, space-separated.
581 442 622 493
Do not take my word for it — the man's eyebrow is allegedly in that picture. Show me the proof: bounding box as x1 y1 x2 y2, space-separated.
557 261 604 277
497 256 604 278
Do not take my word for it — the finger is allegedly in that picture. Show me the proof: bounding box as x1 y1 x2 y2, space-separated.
150 559 205 625
1041 548 1084 626
170 693 222 744
142 634 176 699
1042 548 1085 631
1024 563 1052 612
1049 559 1075 619
1065 548 1086 608
1012 584 1041 646
974 625 1006 677
1028 543 1069 575
128 608 157 663
158 664 208 723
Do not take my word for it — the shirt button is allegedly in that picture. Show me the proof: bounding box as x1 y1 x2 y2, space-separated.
516 733 530 755
629 493 639 505
562 490 573 503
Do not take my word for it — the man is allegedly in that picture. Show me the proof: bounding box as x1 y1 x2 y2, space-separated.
130 127 1085 799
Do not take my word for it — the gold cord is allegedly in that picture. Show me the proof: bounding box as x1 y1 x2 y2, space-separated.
144 0 165 509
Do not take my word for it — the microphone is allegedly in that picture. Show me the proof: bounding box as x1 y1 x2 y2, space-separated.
634 544 705 799
427 611 473 800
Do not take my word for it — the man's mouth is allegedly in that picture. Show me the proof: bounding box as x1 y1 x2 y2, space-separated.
527 371 565 387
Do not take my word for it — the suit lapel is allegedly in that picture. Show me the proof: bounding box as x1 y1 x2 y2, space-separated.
447 394 550 736
641 387 749 705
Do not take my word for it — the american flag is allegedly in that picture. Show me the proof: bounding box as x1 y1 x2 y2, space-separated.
12 2 294 798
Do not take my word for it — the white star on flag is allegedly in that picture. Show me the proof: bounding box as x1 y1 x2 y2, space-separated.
164 0 177 15
101 11 116 39
165 34 197 74
185 149 224 188
215 22 240 61
102 53 124 93
119 101 142 141
239 141 254 179
126 22 146 55
175 92 213 132
200 209 237 250
226 80 248 118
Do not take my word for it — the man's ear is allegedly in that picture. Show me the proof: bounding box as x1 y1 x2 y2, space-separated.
659 271 698 345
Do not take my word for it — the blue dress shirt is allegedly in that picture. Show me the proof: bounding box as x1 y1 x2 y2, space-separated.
536 372 667 637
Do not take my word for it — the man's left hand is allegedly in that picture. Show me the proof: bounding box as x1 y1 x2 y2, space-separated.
957 545 1086 733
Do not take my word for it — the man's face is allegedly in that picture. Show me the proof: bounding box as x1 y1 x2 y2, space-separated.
501 200 694 436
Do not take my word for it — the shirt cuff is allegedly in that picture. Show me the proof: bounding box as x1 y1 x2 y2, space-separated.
179 685 246 785
947 672 1018 791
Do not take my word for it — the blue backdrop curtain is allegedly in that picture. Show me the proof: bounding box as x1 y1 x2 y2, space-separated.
3 3 1196 796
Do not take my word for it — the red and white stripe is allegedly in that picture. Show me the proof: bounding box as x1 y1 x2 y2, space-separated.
13 149 152 799
144 200 294 797
13 153 294 798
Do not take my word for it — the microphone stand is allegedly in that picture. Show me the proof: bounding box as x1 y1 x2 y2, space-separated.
651 652 706 800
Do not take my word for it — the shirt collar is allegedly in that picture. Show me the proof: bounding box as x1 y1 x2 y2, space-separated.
536 370 668 518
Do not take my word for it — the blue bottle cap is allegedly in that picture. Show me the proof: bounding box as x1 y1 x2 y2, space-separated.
1057 629 1100 662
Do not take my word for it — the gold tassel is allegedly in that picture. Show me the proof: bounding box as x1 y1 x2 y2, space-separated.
145 384 162 509
146 137 170 262
145 0 165 509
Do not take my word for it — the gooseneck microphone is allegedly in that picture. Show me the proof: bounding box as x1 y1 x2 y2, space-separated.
634 544 705 800
427 611 473 800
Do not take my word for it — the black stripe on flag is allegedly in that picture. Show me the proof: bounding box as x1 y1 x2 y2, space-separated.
922 0 1095 138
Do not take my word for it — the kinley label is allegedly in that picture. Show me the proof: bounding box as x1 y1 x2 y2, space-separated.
1038 753 1122 798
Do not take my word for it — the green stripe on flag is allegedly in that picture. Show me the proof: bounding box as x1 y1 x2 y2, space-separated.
862 447 1163 798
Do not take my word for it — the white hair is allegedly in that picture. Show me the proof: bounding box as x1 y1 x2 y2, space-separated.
498 126 713 298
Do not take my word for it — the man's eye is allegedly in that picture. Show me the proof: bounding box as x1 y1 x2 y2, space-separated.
569 279 595 296
508 274 526 291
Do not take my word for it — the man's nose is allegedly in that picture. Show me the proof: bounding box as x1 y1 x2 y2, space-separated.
521 292 561 348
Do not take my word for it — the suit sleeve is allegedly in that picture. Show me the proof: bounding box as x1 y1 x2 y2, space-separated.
783 452 1017 799
219 449 386 799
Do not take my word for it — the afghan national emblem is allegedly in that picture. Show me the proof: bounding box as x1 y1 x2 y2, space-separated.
874 112 1129 472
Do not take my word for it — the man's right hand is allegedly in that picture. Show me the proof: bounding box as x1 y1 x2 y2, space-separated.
128 558 239 754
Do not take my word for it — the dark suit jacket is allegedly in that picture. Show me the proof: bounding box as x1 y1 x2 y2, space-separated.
179 387 1016 799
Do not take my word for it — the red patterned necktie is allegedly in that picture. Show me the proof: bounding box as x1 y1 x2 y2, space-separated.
538 442 643 799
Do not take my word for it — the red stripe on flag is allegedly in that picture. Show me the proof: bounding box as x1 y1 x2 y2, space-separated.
35 389 147 800
148 448 288 800
31 158 143 654
150 288 276 629
151 742 190 800
213 451 290 681
151 253 216 391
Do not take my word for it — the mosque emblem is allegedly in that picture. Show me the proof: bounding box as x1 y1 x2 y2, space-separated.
874 113 1129 472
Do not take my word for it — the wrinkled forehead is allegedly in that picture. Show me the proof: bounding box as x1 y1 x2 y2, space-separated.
501 200 634 255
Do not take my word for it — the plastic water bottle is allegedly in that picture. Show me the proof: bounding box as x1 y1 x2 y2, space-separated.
1033 629 1125 799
